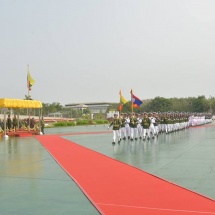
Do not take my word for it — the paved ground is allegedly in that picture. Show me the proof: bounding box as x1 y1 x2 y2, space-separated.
0 123 215 215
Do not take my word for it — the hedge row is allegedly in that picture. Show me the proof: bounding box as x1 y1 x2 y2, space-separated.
53 119 109 127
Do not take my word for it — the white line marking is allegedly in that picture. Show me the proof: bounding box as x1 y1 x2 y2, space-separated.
97 203 215 214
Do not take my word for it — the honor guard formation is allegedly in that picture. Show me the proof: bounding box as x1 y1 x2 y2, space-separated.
108 112 213 145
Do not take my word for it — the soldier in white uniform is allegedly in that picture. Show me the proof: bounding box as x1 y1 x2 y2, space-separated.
129 113 135 141
119 113 126 140
124 113 131 139
137 113 143 139
153 112 159 136
148 113 155 139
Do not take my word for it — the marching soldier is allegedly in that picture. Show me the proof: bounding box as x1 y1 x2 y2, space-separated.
129 113 138 140
153 112 160 136
159 113 165 132
141 113 151 140
163 113 169 134
119 113 126 140
133 114 139 140
148 113 155 139
124 113 131 139
137 113 143 139
108 113 121 145
129 113 134 140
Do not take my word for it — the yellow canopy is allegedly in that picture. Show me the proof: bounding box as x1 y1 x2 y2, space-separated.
0 98 42 109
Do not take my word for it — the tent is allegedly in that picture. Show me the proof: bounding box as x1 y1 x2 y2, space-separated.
0 98 42 109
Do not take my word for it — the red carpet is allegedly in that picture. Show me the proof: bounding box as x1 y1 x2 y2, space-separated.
36 135 215 215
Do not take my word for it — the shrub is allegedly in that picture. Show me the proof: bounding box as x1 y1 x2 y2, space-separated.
54 122 66 127
76 120 89 125
94 120 109 124
52 119 108 127
54 121 76 127
67 121 76 126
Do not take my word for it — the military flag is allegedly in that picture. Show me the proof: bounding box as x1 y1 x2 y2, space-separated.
130 89 142 108
118 90 128 111
27 66 35 91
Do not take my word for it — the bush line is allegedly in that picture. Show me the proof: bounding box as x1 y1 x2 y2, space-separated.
53 119 109 127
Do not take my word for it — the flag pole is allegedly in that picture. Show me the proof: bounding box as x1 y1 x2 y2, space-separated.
119 90 121 115
27 65 30 98
130 89 133 114
27 64 30 130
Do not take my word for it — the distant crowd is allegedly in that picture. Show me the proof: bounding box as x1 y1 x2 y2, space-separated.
108 112 213 144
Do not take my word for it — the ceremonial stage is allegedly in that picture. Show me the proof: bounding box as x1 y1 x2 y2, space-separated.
4 130 40 137
0 123 215 214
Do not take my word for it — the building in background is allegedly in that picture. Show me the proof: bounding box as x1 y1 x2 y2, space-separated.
64 102 109 114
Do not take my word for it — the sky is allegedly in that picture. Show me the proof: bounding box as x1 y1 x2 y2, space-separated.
1 0 215 105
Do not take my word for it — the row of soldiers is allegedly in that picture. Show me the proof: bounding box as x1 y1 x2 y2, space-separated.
0 115 36 131
0 115 45 134
108 112 213 145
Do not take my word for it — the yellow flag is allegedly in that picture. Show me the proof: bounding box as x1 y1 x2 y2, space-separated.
119 90 128 104
27 70 35 90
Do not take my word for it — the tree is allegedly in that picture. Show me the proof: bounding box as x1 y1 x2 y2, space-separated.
83 108 91 114
192 96 207 113
147 97 172 112
24 95 32 100
210 97 215 114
